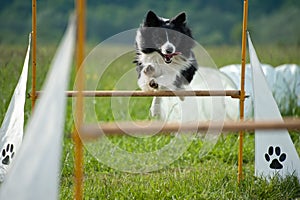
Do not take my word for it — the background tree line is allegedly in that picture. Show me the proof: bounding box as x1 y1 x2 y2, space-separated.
0 0 299 46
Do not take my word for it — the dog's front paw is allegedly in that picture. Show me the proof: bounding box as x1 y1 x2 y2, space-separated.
143 64 155 76
149 79 159 89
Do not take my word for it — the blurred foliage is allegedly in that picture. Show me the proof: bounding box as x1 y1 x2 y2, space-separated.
0 0 299 45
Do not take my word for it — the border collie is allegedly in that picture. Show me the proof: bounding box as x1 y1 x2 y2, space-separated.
134 11 198 116
134 10 198 92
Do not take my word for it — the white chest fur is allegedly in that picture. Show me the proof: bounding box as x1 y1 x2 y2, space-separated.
137 51 192 91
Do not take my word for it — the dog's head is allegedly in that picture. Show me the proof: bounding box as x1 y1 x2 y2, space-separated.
137 11 195 64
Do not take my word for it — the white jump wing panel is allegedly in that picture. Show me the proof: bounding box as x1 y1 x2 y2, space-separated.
0 15 75 200
248 32 300 180
0 35 31 182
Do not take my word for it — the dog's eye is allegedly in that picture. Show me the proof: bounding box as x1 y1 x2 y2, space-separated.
169 32 180 41
153 30 164 38
171 35 180 43
152 31 165 44
155 37 164 44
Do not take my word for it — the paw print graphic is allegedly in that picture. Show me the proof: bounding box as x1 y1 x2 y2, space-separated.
264 146 286 169
1 143 15 165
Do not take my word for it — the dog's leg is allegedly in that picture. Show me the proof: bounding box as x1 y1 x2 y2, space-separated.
138 65 155 91
143 64 155 75
144 64 159 89
138 64 160 91
150 96 161 117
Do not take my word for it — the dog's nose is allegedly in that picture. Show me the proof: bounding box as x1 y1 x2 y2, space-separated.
161 42 175 55
165 47 174 54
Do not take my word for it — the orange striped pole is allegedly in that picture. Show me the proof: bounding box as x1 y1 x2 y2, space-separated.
31 0 37 110
74 0 85 199
238 0 248 183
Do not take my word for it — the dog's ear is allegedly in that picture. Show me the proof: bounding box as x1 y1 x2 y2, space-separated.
144 10 161 27
171 12 186 25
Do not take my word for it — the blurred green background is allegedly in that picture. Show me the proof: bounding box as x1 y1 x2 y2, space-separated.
0 0 299 46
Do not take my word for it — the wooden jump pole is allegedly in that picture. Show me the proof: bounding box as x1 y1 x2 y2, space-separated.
80 118 300 141
31 0 37 110
30 89 242 98
74 0 85 199
238 0 249 183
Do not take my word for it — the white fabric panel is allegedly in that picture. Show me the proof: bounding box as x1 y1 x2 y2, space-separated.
275 64 300 108
262 64 291 115
220 63 292 117
0 35 31 182
248 32 300 181
0 15 75 200
220 64 253 119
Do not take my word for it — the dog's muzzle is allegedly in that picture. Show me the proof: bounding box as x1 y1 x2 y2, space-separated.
162 52 181 64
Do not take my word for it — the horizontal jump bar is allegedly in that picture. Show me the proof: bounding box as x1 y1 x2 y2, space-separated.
79 118 300 141
29 90 241 98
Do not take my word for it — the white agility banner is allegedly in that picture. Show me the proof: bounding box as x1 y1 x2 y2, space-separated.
248 32 300 180
0 34 31 182
0 15 75 200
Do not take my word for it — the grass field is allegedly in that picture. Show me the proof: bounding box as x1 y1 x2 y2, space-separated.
0 43 300 199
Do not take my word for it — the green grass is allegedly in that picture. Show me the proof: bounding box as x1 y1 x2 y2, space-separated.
1 44 300 199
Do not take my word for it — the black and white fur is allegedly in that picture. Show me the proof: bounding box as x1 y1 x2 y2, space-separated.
134 11 198 116
135 10 198 92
